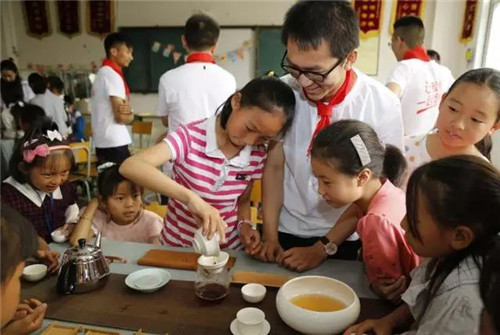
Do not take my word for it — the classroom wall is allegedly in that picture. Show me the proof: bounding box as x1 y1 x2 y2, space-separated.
2 0 497 167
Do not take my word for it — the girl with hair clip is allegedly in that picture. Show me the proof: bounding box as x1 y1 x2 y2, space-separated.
1 204 47 335
404 68 500 184
1 122 79 272
308 120 419 302
120 76 296 250
345 156 500 335
69 163 163 246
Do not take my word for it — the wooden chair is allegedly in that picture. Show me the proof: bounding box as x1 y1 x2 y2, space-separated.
250 179 263 224
131 121 153 154
69 141 98 202
144 201 168 218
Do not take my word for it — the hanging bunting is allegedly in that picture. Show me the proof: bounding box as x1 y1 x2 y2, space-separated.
87 0 114 37
390 0 425 33
172 52 182 64
151 41 161 53
57 1 80 37
460 0 477 43
353 0 383 39
23 0 51 38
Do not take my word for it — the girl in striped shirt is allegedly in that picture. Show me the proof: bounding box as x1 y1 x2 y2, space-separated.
121 77 295 249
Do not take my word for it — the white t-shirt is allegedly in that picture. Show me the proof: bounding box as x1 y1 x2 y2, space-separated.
155 62 236 134
31 90 70 137
280 69 404 238
90 66 131 148
387 59 455 137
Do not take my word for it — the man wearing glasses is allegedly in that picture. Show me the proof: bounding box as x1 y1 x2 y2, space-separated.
246 1 404 273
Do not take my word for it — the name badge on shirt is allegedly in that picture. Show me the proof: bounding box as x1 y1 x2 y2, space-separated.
236 173 249 181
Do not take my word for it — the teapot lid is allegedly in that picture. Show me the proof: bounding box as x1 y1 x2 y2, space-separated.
65 239 101 261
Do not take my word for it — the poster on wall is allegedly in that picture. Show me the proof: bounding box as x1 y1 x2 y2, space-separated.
353 0 383 75
390 0 425 33
57 1 80 37
460 0 477 43
87 0 114 37
23 0 51 38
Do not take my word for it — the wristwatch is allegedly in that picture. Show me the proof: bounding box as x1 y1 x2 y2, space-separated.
319 236 338 256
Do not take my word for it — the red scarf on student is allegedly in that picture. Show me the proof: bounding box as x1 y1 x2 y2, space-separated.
403 46 431 62
186 52 216 64
306 69 355 153
101 59 130 99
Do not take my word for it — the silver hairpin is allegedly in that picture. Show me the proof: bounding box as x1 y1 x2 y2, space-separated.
350 134 371 166
97 162 117 173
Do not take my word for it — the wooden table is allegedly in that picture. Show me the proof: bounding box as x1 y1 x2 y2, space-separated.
25 240 386 334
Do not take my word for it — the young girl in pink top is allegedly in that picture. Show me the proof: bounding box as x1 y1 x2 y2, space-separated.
311 120 420 302
70 163 163 245
120 77 295 249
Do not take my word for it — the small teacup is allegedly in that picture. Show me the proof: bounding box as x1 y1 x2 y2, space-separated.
192 228 220 256
236 307 265 335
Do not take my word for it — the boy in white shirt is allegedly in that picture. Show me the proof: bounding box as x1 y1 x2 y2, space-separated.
91 32 134 165
241 1 404 273
155 14 236 135
387 16 454 137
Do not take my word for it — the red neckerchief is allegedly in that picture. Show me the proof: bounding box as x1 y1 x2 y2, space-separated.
306 69 355 154
101 59 130 99
403 46 431 62
186 52 216 64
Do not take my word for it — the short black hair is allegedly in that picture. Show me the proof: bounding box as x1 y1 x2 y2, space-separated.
1 203 39 283
282 0 359 59
98 164 141 200
47 75 64 93
11 103 47 129
184 14 220 51
28 73 46 94
104 32 133 58
64 94 75 106
393 15 425 48
1 58 18 73
427 49 440 62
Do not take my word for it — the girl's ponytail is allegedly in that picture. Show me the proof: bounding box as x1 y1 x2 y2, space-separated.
475 134 492 160
382 144 407 188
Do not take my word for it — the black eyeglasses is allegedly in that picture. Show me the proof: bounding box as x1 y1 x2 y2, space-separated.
280 51 345 83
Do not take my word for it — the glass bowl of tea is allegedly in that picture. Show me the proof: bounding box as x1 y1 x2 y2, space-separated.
276 276 360 335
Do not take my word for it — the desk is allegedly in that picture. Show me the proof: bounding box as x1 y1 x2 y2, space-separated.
29 240 377 334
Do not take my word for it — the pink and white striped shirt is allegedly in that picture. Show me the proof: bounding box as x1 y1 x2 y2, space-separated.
162 116 266 249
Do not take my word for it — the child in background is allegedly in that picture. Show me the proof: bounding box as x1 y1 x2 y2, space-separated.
307 120 419 300
27 73 46 98
120 76 295 249
10 103 49 134
70 163 163 245
64 94 85 142
405 68 499 180
1 204 47 335
479 244 500 335
1 123 79 246
345 156 500 335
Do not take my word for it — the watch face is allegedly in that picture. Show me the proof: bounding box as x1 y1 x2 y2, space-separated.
325 242 338 256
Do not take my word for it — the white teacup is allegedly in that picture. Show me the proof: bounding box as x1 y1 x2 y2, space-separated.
236 307 265 335
192 228 220 256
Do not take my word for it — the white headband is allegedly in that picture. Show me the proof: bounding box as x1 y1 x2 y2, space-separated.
350 134 371 166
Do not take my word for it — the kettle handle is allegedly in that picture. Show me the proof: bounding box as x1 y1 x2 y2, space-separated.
56 261 76 295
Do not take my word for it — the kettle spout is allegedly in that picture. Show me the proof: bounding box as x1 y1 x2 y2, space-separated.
95 231 102 249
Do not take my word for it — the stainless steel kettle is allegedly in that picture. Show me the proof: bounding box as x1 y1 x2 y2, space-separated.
57 232 110 295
